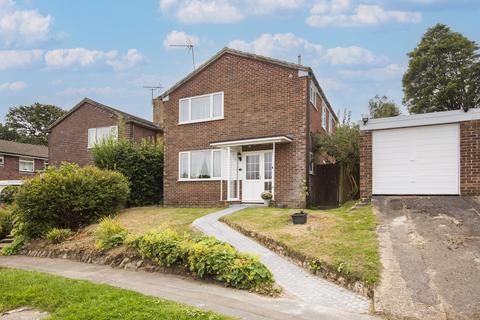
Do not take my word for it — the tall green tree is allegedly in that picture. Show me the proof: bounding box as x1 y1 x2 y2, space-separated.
368 95 400 118
403 24 480 113
0 123 23 142
4 103 66 145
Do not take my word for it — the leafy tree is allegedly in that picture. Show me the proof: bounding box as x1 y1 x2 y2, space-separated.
0 123 23 142
315 121 360 199
403 24 480 113
4 103 66 145
368 95 400 118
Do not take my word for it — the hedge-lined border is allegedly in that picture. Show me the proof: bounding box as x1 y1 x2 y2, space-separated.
219 217 374 298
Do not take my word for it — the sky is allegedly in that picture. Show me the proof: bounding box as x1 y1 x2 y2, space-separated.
0 0 479 122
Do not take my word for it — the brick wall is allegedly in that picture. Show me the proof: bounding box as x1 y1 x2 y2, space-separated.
162 52 309 208
359 130 372 200
0 155 46 180
125 123 160 144
49 102 119 167
153 99 164 127
460 120 480 195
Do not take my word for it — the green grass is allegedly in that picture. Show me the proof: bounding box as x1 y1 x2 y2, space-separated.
222 202 380 285
0 268 232 320
116 207 220 235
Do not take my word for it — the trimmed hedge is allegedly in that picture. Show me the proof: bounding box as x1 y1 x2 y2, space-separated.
129 229 276 294
92 139 163 206
14 163 130 239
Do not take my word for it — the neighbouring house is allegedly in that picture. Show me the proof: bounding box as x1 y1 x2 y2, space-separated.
48 98 163 167
0 139 48 189
154 47 337 208
359 108 480 200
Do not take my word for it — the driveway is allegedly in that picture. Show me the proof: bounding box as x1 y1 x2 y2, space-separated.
373 196 480 320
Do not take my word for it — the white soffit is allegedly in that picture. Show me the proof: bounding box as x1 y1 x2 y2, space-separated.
210 136 292 148
360 108 480 131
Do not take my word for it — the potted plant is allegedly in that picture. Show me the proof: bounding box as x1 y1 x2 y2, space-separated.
260 191 272 206
291 180 309 224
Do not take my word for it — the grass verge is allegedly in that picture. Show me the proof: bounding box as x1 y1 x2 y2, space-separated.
0 267 232 320
221 202 380 291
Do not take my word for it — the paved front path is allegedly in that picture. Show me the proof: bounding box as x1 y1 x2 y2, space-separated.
0 256 375 320
193 205 371 315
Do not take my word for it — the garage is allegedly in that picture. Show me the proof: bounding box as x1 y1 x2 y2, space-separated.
372 124 459 195
359 108 480 199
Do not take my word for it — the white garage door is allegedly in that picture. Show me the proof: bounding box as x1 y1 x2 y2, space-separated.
372 123 459 195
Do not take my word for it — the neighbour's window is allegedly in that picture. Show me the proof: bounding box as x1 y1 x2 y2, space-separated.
88 126 118 148
44 160 49 169
330 114 335 133
179 92 224 124
19 158 34 172
179 150 222 180
309 152 315 175
309 82 316 107
322 101 327 129
0 155 4 165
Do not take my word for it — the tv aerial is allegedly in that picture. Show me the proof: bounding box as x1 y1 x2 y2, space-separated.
168 38 196 70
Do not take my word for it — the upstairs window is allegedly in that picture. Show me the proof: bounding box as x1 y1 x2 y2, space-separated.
179 92 224 124
330 114 335 133
322 101 327 129
309 84 316 107
88 126 118 148
19 158 34 172
0 155 4 165
179 150 222 180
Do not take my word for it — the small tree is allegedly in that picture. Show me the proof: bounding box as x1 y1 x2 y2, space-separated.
368 95 400 119
403 24 480 113
92 139 164 206
315 122 360 199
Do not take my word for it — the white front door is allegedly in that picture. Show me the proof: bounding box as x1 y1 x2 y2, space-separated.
242 151 273 202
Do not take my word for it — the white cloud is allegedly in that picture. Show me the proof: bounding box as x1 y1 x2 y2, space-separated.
318 77 348 91
339 63 405 80
311 0 350 14
307 3 421 27
0 0 53 46
44 48 146 71
325 46 382 65
159 0 304 24
229 33 323 61
0 49 43 70
163 30 199 48
0 81 27 91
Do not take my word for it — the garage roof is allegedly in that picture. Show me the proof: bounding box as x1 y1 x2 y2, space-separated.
360 108 480 131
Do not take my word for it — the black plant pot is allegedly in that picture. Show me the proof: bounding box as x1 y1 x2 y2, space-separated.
291 212 307 224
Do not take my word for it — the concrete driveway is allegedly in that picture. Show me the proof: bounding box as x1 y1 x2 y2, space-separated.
373 196 480 320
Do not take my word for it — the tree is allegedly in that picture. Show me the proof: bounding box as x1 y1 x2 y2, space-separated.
403 24 480 113
4 103 66 145
315 121 360 199
368 95 400 118
0 123 23 142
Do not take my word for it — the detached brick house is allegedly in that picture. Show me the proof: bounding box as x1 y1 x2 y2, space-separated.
155 48 337 208
359 109 480 200
0 139 48 187
48 98 163 167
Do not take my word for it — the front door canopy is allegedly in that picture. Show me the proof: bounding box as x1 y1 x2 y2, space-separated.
210 135 292 148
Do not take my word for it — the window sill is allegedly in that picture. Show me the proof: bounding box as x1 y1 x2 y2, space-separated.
178 117 224 126
178 178 222 182
19 171 35 174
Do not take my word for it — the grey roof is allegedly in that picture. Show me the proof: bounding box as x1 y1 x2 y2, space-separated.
0 139 48 159
48 98 163 131
158 47 338 121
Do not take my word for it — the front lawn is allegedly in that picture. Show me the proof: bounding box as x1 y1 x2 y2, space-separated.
0 268 232 320
221 202 380 286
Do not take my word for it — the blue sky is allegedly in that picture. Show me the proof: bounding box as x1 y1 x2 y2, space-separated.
0 0 479 122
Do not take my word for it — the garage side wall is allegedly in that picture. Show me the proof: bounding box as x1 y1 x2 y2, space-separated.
360 130 372 200
460 120 480 195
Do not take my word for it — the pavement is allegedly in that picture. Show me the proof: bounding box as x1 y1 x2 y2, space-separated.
0 255 375 320
373 196 480 320
192 205 371 315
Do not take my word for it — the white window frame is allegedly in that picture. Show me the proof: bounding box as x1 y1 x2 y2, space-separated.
178 149 222 181
19 157 34 173
179 92 224 125
309 152 315 175
0 155 4 166
322 101 327 129
309 82 317 109
329 113 335 134
87 125 118 149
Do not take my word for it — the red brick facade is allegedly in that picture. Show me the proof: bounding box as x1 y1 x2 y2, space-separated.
49 100 161 167
360 120 480 199
0 155 46 180
158 51 335 208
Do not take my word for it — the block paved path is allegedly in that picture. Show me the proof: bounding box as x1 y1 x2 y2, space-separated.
192 205 371 315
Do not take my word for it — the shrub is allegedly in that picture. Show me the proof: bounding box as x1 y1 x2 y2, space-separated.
260 191 272 200
92 139 163 206
0 206 13 239
132 230 275 293
1 236 24 256
14 163 130 239
46 228 73 244
95 217 128 251
0 185 20 204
